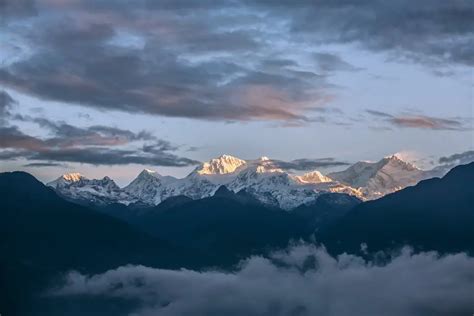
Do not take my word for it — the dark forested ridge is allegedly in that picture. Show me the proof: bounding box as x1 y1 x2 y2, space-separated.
0 172 202 315
321 162 474 255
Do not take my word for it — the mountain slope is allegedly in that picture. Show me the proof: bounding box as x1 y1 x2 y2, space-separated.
0 172 198 315
328 155 427 199
48 172 137 206
293 193 362 232
123 169 177 204
123 186 310 264
322 162 474 254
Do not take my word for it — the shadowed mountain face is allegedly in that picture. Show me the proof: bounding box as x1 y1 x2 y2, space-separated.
96 186 364 266
292 193 362 232
0 172 202 316
321 162 474 255
111 186 309 265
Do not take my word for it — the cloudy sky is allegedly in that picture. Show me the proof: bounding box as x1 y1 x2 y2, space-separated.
0 0 473 184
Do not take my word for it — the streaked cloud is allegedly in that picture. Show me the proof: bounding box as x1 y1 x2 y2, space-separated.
366 110 470 131
269 158 350 171
390 116 464 130
0 119 200 167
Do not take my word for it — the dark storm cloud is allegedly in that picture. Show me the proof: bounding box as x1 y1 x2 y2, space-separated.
0 124 199 167
10 115 156 147
366 110 469 130
52 244 474 316
270 158 350 171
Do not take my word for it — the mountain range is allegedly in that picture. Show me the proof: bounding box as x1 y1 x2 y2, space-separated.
47 154 442 209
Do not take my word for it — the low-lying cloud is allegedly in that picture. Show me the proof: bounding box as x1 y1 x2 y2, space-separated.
52 244 474 316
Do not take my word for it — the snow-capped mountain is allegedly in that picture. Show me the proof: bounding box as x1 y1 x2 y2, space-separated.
195 154 247 175
48 173 137 205
226 157 302 209
123 169 177 205
47 154 433 210
296 171 332 184
328 155 427 199
219 156 360 210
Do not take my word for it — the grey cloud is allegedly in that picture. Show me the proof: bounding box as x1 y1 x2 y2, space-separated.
261 58 299 69
366 110 470 130
252 0 474 67
0 123 200 167
1 0 471 124
431 150 474 176
23 162 65 167
439 150 474 165
0 90 15 110
365 109 394 118
12 116 156 147
52 244 474 316
27 147 199 167
0 0 36 20
0 3 334 122
270 158 350 171
390 116 464 130
0 90 16 125
0 126 45 150
313 53 360 73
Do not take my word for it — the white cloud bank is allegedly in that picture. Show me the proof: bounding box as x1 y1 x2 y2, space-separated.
52 244 474 316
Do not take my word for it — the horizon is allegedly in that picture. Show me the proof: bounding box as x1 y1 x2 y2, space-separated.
14 150 472 187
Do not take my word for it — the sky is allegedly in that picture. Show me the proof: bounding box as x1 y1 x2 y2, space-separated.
0 0 473 185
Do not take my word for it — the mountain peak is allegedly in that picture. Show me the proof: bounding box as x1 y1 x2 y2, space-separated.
297 170 332 183
382 154 420 171
61 172 85 182
196 154 246 175
328 155 426 199
138 169 161 178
